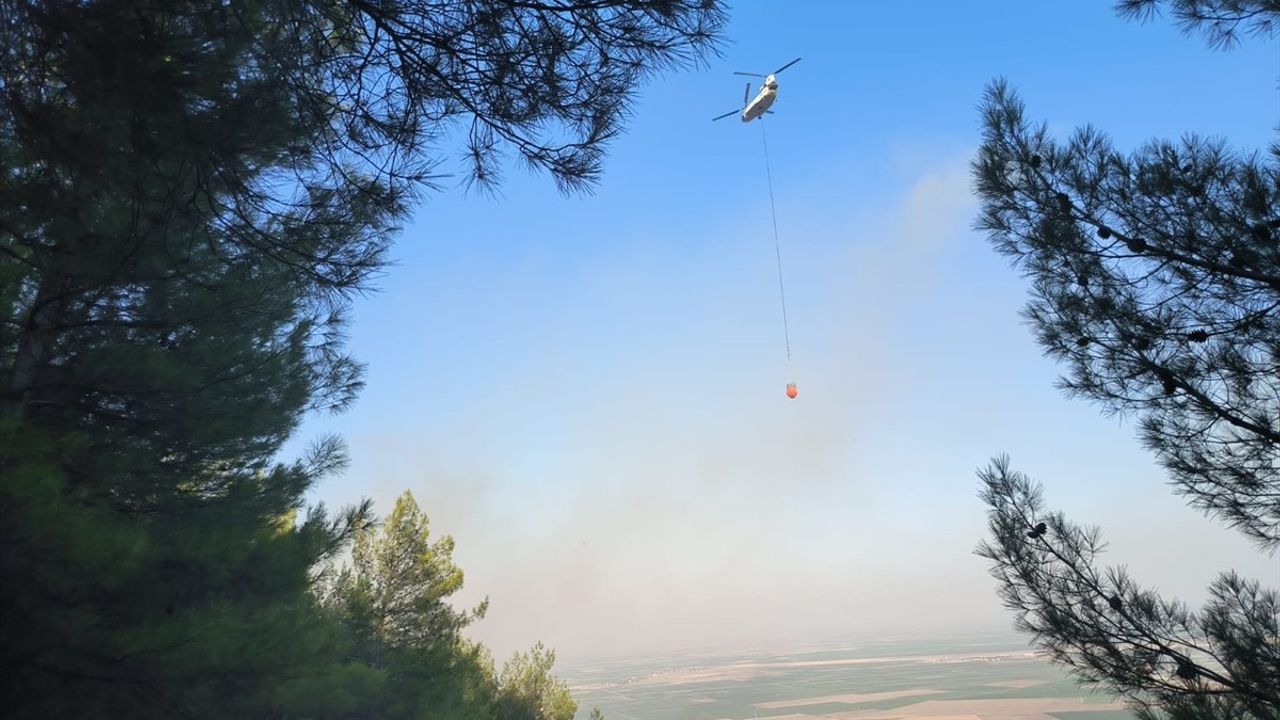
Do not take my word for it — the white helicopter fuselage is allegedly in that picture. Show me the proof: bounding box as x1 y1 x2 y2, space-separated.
741 77 778 122
713 60 798 124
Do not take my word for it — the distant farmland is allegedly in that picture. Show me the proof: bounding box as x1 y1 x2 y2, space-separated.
564 636 1132 720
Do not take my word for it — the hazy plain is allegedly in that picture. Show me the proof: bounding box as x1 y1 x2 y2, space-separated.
564 634 1132 720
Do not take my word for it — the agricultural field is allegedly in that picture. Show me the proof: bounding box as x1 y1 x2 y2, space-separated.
565 636 1132 720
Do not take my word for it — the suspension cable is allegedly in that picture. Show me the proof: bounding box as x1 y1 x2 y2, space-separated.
759 118 793 369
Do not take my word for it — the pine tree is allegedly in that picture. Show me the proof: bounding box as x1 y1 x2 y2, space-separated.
2 3 386 715
319 492 585 720
322 491 494 720
494 643 578 720
971 3 1280 718
344 491 487 654
1 1 723 717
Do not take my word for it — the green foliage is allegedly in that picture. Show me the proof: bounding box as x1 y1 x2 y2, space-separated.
971 4 1280 718
2 3 380 715
2 0 720 716
324 490 485 665
320 492 584 720
343 491 488 654
0 419 366 718
495 643 578 720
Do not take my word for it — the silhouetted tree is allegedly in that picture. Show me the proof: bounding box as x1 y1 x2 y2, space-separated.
2 3 385 714
1 0 721 716
972 3 1280 719
1116 0 1280 49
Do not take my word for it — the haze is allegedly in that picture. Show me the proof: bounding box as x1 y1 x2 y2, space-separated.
283 1 1280 663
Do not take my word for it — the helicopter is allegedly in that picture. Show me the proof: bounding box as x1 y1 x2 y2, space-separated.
711 57 801 123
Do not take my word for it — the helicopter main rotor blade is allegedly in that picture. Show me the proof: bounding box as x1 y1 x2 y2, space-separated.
733 71 765 78
773 57 801 74
711 110 739 122
743 81 751 104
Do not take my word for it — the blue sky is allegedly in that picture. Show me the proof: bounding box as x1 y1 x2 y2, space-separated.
284 1 1280 661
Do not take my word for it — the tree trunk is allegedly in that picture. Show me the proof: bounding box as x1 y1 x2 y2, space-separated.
3 271 70 415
